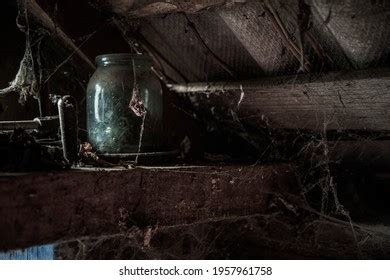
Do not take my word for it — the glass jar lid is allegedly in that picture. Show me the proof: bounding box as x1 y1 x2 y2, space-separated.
95 53 152 67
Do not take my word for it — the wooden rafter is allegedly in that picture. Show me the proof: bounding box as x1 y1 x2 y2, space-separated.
104 0 248 18
169 68 390 131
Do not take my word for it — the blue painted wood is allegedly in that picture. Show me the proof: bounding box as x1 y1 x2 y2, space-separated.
0 245 54 260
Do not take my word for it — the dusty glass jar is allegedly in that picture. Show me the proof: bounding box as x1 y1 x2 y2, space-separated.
86 54 163 154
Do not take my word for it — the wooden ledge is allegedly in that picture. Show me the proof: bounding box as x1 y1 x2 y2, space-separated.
0 164 300 250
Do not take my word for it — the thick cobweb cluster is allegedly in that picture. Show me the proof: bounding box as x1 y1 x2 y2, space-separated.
4 2 390 260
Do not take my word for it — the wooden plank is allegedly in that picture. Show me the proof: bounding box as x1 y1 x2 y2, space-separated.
0 164 300 250
312 0 390 69
105 0 248 18
169 68 390 131
218 1 298 74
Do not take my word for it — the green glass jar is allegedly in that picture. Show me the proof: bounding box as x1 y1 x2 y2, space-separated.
86 54 163 154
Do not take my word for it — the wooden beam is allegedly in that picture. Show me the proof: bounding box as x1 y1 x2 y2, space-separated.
104 0 247 18
25 0 95 71
0 164 300 250
169 68 390 131
218 1 301 73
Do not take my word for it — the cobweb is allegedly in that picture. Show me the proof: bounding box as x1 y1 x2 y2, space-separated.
0 1 43 106
0 0 96 113
57 85 390 259
58 5 390 259
4 0 390 260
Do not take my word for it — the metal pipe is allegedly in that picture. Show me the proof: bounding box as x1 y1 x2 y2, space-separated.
0 116 59 132
167 82 249 93
167 68 390 94
0 120 40 131
58 96 78 165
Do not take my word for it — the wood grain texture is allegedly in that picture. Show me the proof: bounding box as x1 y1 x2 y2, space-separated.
170 68 390 131
0 164 300 250
218 1 298 75
106 0 247 17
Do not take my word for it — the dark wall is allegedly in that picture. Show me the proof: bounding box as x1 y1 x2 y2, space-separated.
0 0 39 120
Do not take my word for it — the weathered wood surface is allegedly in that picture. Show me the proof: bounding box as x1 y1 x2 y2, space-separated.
104 0 248 18
217 1 299 74
57 210 390 259
0 164 300 250
170 68 390 131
